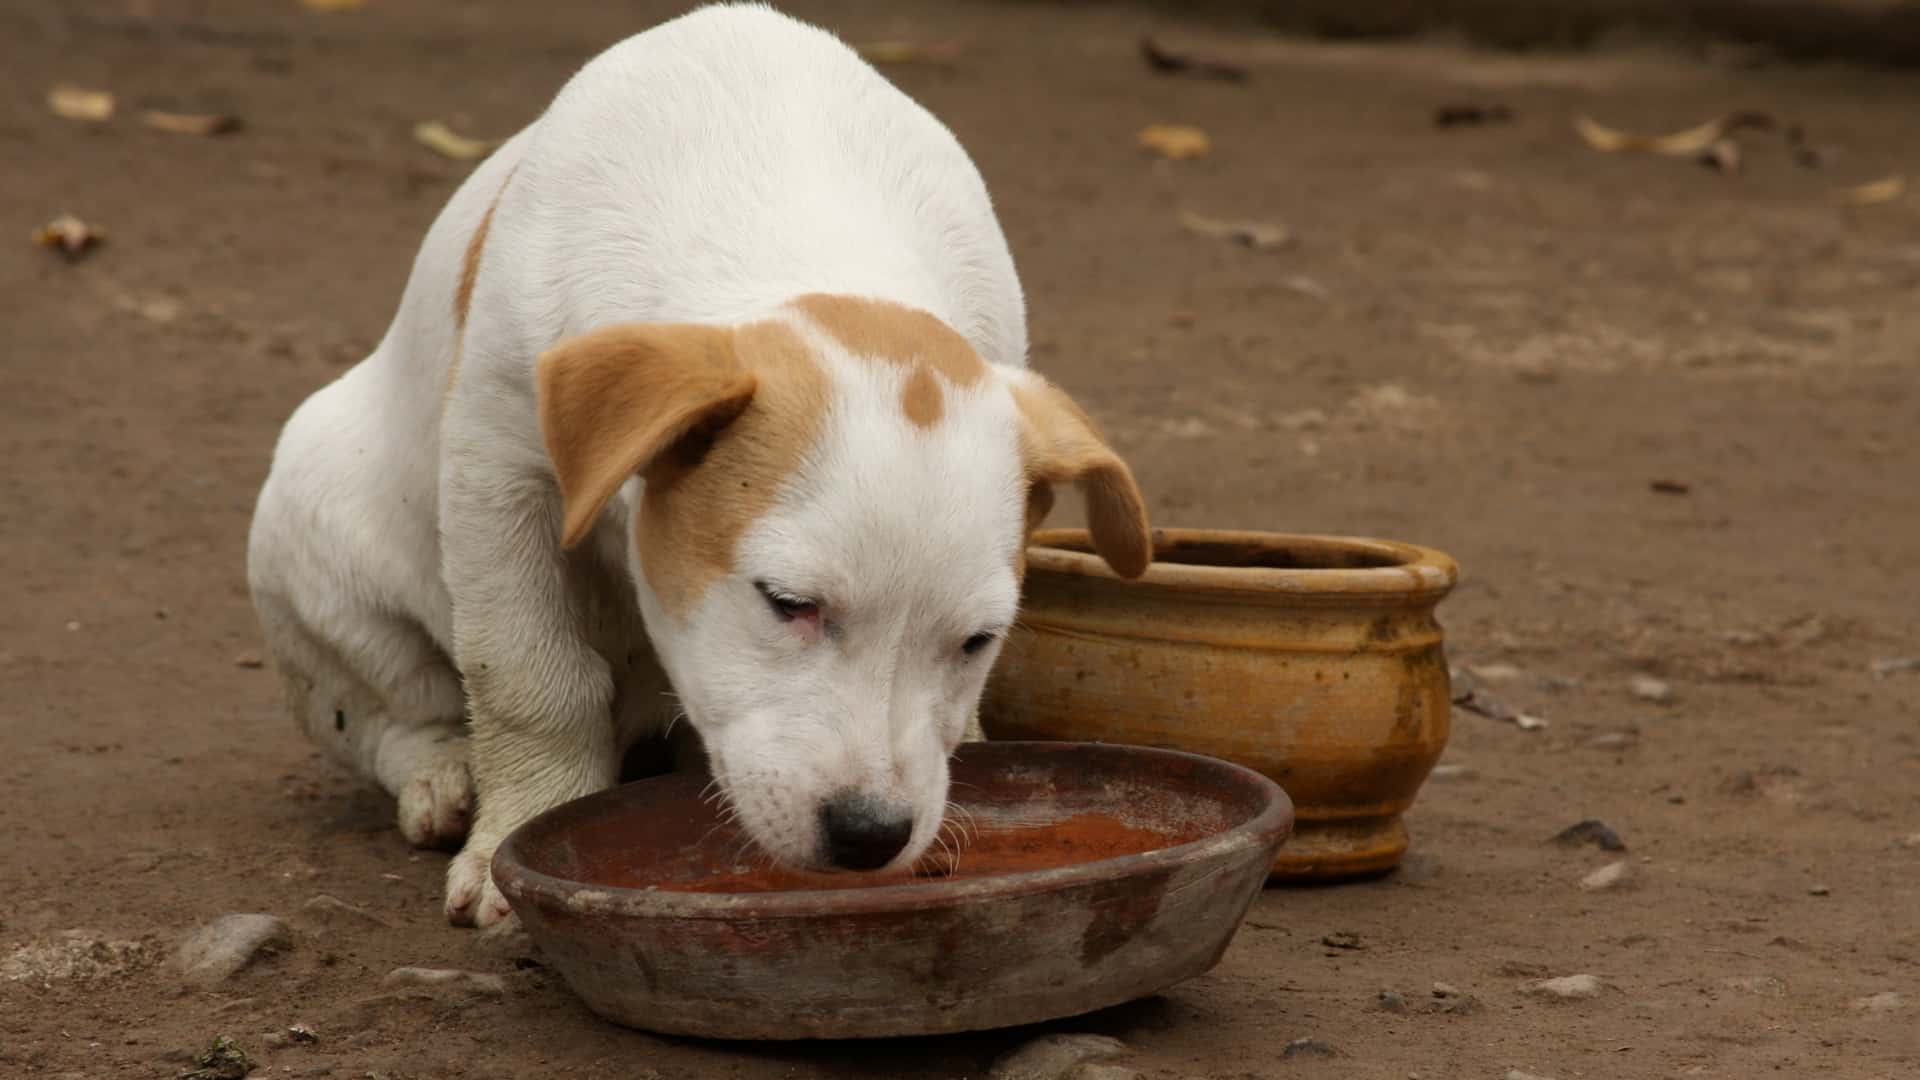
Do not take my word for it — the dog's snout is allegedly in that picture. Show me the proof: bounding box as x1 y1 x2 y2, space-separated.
819 791 913 871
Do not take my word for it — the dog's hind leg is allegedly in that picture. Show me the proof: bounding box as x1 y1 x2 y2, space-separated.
252 585 474 849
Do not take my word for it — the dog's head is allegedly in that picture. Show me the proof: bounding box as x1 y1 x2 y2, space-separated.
536 295 1148 872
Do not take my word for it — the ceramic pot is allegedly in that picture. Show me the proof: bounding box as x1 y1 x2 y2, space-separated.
982 528 1458 881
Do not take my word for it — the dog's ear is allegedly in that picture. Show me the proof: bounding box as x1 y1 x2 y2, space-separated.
537 324 758 548
1013 374 1152 579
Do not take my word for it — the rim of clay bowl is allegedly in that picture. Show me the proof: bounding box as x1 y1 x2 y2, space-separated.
1027 527 1458 602
492 741 1293 922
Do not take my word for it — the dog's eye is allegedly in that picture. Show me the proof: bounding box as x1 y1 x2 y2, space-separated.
754 580 818 621
961 631 1000 657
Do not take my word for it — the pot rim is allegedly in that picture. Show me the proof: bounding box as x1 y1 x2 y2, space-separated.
1028 527 1458 601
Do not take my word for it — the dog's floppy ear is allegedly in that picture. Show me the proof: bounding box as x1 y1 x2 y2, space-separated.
1012 374 1152 579
537 324 757 548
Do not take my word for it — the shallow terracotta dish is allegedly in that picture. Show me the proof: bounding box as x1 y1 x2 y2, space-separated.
492 741 1292 1039
983 528 1456 881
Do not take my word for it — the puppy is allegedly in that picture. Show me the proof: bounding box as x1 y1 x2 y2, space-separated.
247 2 1150 927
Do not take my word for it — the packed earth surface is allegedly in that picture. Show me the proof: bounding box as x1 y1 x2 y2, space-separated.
4 1 1919 1078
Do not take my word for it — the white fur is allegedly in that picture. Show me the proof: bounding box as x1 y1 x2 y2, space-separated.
247 4 1032 927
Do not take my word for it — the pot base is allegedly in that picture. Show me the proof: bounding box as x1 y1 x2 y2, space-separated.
1267 816 1408 881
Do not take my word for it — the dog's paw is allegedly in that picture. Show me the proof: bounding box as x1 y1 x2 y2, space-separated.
398 757 473 849
444 840 513 928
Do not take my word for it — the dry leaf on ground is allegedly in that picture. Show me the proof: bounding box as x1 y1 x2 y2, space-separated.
1139 124 1210 160
32 215 106 260
1574 111 1773 158
48 85 115 123
413 121 497 161
300 0 367 11
855 41 964 66
142 111 241 136
1832 175 1904 206
1139 37 1248 82
1177 210 1291 251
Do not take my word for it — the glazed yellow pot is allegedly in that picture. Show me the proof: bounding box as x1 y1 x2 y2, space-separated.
982 528 1458 881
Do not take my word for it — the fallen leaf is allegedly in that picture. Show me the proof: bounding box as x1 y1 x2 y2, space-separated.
1574 111 1773 158
1833 175 1904 207
1139 37 1248 82
1139 124 1211 160
48 85 115 123
142 110 241 136
413 121 497 161
1176 209 1290 250
299 0 367 11
32 214 105 260
1434 103 1512 128
855 40 964 66
1650 479 1691 495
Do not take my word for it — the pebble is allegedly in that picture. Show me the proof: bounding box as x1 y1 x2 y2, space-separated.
1282 1038 1335 1058
298 894 391 929
1628 674 1675 703
1868 657 1920 678
1430 981 1480 1015
989 1034 1127 1080
1849 991 1905 1013
1524 974 1606 1001
1723 975 1787 997
1428 764 1475 782
1903 833 1920 849
1552 819 1627 852
1376 990 1409 1013
170 914 290 986
380 966 506 997
1809 884 1831 897
1585 732 1634 750
1579 861 1634 892
234 654 265 669
1505 1071 1555 1080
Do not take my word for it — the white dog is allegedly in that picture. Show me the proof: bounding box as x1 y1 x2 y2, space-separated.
247 2 1150 927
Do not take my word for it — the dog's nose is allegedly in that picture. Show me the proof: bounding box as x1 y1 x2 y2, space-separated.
819 792 913 871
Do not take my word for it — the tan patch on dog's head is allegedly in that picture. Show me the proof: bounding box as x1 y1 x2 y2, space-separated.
792 293 986 430
536 318 830 619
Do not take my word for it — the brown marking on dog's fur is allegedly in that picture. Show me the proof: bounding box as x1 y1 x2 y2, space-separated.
445 168 515 410
900 364 944 428
536 319 830 619
455 203 498 331
793 293 986 430
1012 378 1152 579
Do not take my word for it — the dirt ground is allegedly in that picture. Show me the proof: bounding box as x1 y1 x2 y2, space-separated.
4 1 1919 1077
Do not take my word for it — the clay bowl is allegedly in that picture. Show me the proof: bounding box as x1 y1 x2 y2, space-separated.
982 528 1457 882
492 741 1292 1039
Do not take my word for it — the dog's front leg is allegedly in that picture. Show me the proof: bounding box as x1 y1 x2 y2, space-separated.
439 467 618 928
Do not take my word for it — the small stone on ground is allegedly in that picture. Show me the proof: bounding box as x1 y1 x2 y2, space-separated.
171 914 290 986
1525 974 1606 1000
380 966 507 996
1282 1038 1335 1058
1849 991 1905 1013
1552 820 1626 852
1628 674 1674 703
989 1034 1128 1080
1579 861 1634 891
